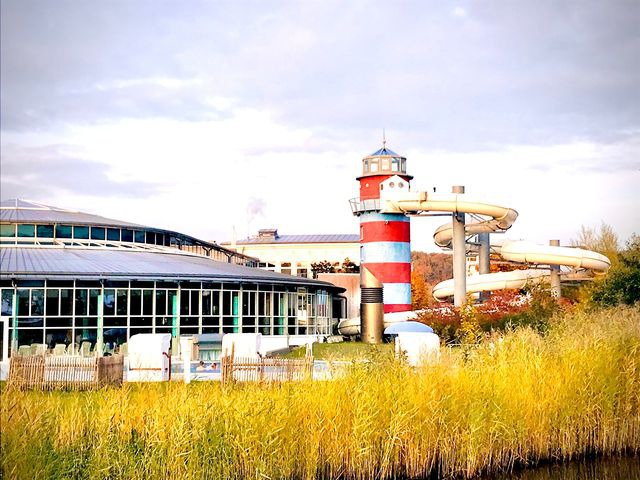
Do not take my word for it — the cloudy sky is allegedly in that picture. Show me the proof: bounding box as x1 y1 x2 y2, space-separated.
1 0 639 251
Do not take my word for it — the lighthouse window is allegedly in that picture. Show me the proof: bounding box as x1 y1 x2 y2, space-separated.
401 159 406 171
399 182 404 188
381 158 390 170
370 160 379 172
392 157 400 171
389 182 395 188
363 160 369 173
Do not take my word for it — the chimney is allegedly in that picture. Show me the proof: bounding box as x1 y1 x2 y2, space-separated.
258 228 278 239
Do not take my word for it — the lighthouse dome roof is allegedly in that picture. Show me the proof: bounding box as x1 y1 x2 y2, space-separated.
369 147 400 157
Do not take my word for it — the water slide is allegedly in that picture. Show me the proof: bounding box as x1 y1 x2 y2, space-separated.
337 190 610 335
381 190 611 302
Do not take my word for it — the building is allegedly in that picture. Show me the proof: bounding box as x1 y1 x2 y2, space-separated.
0 200 346 366
223 229 360 278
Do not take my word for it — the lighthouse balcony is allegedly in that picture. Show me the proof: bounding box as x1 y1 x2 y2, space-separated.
349 198 381 215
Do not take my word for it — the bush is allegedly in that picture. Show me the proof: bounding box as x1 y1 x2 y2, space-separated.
590 234 640 306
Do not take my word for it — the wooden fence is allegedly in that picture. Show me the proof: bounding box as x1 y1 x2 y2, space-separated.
7 354 124 390
221 355 313 384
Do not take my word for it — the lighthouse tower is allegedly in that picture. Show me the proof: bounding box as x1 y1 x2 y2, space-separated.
351 142 412 343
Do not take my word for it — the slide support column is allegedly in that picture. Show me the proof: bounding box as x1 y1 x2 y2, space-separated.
478 233 491 302
549 239 561 298
452 186 467 307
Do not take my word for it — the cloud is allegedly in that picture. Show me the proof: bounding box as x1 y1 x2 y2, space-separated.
0 144 163 200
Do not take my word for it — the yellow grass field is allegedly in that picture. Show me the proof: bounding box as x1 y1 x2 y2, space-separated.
2 306 639 479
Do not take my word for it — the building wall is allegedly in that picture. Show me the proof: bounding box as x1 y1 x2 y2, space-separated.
317 273 360 320
226 242 360 278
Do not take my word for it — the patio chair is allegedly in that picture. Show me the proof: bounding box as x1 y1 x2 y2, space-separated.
17 345 31 356
118 342 128 355
53 344 67 356
30 343 46 356
80 341 93 357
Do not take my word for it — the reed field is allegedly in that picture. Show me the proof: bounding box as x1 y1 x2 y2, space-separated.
2 306 639 480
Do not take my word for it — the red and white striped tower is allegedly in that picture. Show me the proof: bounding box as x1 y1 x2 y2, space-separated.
350 142 412 342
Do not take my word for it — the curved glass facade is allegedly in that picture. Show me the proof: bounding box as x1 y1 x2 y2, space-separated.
0 200 344 359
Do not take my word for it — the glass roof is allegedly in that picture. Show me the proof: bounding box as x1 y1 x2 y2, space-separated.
368 147 402 157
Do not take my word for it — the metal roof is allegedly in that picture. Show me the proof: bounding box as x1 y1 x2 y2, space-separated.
0 246 344 291
229 234 360 245
368 147 401 157
0 199 147 228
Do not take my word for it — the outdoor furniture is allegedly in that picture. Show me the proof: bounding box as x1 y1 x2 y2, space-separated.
18 345 31 356
53 344 67 356
30 343 46 356
80 341 93 357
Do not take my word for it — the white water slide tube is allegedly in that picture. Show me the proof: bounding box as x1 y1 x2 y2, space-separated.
380 191 611 302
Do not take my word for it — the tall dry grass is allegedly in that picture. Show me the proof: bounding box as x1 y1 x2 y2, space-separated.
2 306 639 479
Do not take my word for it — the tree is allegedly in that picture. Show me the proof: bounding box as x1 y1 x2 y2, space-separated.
311 260 335 277
572 223 619 262
411 270 432 310
340 257 359 273
591 234 640 306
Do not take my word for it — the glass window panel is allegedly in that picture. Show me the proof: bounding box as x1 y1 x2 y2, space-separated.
1 224 16 237
75 317 98 328
17 290 29 315
55 224 73 239
90 227 105 240
180 317 199 327
17 224 35 237
180 290 190 315
155 233 164 245
15 328 43 347
18 317 44 327
104 289 115 316
130 289 141 316
36 225 54 238
45 328 72 349
74 226 89 239
202 327 220 334
156 290 167 315
180 327 198 336
89 289 100 316
202 316 219 326
121 229 133 242
130 327 152 337
155 317 173 328
47 317 72 327
116 290 128 315
60 289 73 316
46 289 60 316
146 232 156 244
104 317 127 327
1 289 13 315
142 290 153 315
103 328 127 348
134 230 145 243
130 316 152 327
74 329 97 348
202 290 211 316
75 289 88 316
190 290 199 315
107 228 120 241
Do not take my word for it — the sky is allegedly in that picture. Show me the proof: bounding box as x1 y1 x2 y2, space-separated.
1 0 639 252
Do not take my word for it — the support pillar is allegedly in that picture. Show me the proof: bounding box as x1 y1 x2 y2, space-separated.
478 232 491 302
97 286 104 357
549 239 561 298
452 186 467 307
